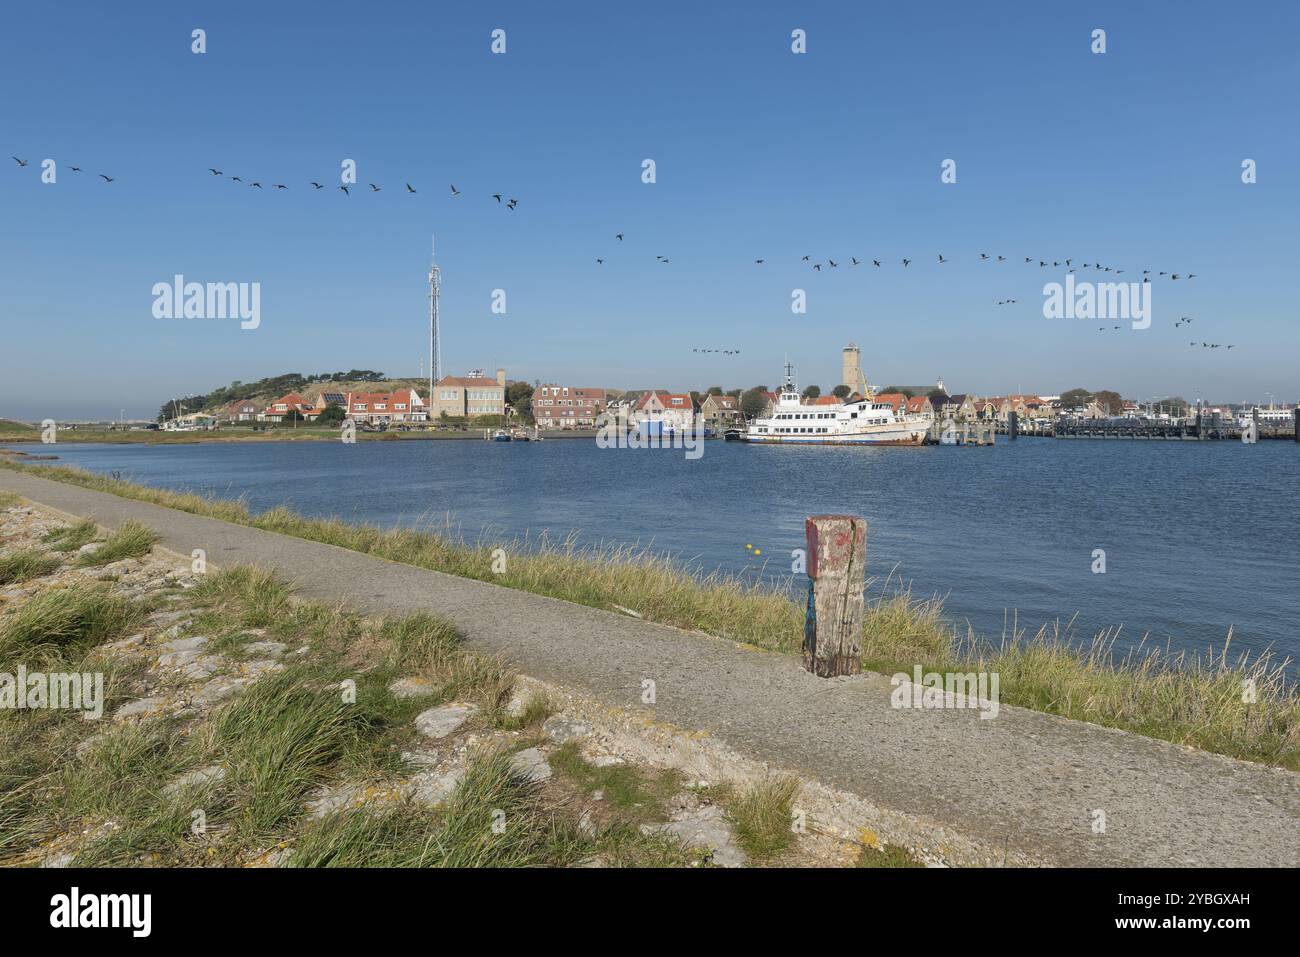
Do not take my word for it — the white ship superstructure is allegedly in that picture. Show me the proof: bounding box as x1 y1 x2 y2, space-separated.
743 363 929 446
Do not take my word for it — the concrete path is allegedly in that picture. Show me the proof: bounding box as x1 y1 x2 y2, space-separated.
3 469 1297 867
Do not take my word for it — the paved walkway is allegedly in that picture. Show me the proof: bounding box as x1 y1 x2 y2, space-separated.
3 469 1297 866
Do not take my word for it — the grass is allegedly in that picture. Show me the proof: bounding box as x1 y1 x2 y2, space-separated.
42 519 97 553
0 490 20 509
722 775 800 861
289 748 586 868
856 843 925 868
0 548 61 585
549 741 680 823
0 583 144 663
76 519 158 565
2 459 1298 771
0 558 699 867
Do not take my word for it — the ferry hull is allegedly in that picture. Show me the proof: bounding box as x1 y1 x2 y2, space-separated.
742 433 926 447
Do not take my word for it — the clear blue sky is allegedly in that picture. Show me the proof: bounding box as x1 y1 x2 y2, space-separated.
3 0 1297 420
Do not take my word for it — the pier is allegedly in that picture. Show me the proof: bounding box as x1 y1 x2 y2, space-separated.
981 410 1300 441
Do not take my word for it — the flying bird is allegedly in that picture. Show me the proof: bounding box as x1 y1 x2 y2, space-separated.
249 181 262 188
492 193 502 203
938 255 947 264
851 257 860 265
755 259 765 264
99 174 114 182
506 198 517 209
616 234 624 241
406 183 416 193
872 260 881 267
828 259 838 268
12 156 29 167
311 182 323 189
369 184 381 192
274 184 288 190
596 258 603 265
449 185 460 196
208 168 222 176
231 176 242 182
902 259 911 267
69 166 82 172
339 185 350 195
801 255 811 261
813 263 822 271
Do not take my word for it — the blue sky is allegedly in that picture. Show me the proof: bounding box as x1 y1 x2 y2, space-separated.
2 1 1298 419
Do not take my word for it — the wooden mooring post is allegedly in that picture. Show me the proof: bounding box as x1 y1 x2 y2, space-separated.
803 515 867 677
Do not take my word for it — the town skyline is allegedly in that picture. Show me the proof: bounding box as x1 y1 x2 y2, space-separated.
4 3 1298 420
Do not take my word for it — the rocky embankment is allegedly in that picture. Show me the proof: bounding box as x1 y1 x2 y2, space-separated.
0 497 921 868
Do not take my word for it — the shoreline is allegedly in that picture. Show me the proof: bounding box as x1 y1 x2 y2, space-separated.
0 428 601 447
2 472 1296 867
2 458 1295 772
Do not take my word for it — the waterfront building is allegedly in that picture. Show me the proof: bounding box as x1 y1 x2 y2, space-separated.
699 393 745 431
532 385 606 429
262 392 318 422
632 390 696 432
431 369 506 420
930 393 975 422
222 400 260 423
873 393 907 415
343 388 427 424
905 395 932 419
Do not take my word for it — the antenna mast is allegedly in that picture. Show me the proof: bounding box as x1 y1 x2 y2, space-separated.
428 235 441 403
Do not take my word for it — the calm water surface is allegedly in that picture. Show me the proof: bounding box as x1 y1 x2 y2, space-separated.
18 438 1300 666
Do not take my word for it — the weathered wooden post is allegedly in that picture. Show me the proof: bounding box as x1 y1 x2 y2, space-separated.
803 515 866 677
1008 410 1019 440
1293 409 1299 443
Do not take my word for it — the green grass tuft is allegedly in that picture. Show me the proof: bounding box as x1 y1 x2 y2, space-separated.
724 775 800 861
0 548 61 585
76 520 158 566
43 519 97 552
0 584 143 663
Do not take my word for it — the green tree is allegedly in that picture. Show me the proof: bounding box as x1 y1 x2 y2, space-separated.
740 387 770 419
1093 390 1123 415
315 403 346 426
1059 388 1092 409
505 381 534 422
707 385 723 396
802 385 821 399
831 384 851 399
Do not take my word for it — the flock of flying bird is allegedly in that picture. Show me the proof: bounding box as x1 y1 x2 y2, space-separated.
11 155 113 181
10 152 1235 351
203 167 519 207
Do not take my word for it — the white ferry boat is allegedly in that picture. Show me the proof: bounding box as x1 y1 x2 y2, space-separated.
743 364 929 446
